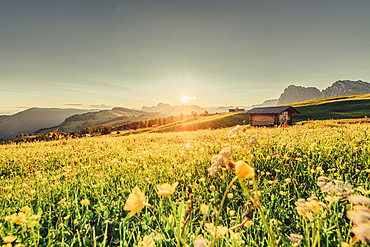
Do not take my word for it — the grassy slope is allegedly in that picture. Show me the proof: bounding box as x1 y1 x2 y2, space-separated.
150 112 248 133
286 93 370 122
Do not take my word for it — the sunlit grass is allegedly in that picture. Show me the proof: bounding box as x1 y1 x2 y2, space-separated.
1 119 370 246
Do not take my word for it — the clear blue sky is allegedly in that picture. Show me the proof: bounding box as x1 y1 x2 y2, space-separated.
1 0 369 114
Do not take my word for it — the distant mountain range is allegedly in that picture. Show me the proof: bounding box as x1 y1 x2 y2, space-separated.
0 108 93 140
277 80 370 105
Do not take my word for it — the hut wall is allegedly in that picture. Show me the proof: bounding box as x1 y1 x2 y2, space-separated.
250 114 278 126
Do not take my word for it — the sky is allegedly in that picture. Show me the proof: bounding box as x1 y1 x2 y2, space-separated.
1 0 370 115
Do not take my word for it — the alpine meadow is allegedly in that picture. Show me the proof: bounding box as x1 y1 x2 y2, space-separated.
1 118 370 246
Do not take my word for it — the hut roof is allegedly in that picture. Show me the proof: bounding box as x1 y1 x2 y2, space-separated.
246 106 300 115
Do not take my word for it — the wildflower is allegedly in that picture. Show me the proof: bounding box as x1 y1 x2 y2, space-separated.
244 220 253 227
324 195 340 203
200 204 209 215
229 230 244 243
194 238 207 247
20 206 30 212
347 195 370 206
30 221 37 227
351 223 370 244
266 172 271 176
29 215 41 221
235 160 254 179
80 199 90 206
13 213 26 225
156 182 178 196
5 214 17 222
280 191 287 196
205 223 228 237
186 173 192 178
305 200 320 211
287 233 303 243
268 180 274 185
316 166 323 172
227 193 233 199
232 185 237 190
347 205 370 225
3 236 16 243
284 178 291 184
124 186 149 218
229 210 236 216
184 141 191 149
219 147 232 158
228 125 245 138
59 198 66 204
296 206 307 217
274 169 281 173
138 235 155 247
199 178 206 183
355 169 361 173
318 176 329 182
209 185 216 191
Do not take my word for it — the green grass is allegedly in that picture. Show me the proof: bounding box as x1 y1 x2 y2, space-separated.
1 118 370 246
151 112 248 133
281 93 370 122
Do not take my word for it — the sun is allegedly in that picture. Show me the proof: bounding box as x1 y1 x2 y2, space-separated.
182 96 190 103
181 96 196 103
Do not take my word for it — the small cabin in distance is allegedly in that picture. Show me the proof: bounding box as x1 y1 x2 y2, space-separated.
245 106 300 126
229 108 245 112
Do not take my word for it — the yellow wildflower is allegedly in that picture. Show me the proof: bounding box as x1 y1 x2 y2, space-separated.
5 214 17 222
80 199 90 206
200 204 209 215
20 206 30 213
296 206 307 217
13 213 26 225
280 191 287 196
199 178 206 183
284 178 291 184
30 221 37 227
29 215 41 221
232 185 237 190
244 220 253 227
229 210 236 216
235 160 254 179
194 237 207 247
305 200 320 211
3 236 16 243
124 186 149 218
227 193 233 199
139 235 155 247
325 195 340 203
156 182 178 196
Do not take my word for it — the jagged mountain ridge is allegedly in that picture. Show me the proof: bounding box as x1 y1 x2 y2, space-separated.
278 80 370 105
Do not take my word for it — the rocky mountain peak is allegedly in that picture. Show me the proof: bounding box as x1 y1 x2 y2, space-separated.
278 80 370 105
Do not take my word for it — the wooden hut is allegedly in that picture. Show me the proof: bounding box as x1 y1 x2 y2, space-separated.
246 106 300 126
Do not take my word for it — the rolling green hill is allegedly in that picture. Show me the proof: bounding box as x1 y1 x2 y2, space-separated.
150 111 248 133
288 93 370 122
37 107 165 134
